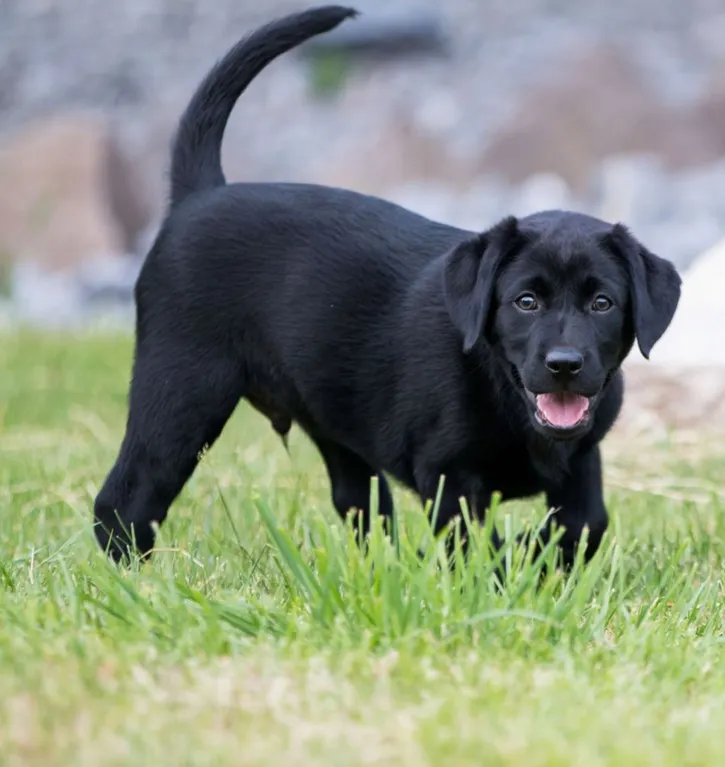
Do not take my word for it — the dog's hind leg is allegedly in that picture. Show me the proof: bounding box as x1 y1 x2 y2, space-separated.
313 437 394 540
93 343 244 562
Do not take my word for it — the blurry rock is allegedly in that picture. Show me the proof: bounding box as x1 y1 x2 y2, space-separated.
510 172 572 217
135 219 162 258
593 154 667 224
476 41 725 199
672 61 725 167
8 254 139 329
456 176 515 232
105 130 155 252
675 161 725 218
319 112 467 195
9 260 84 327
477 46 667 194
636 215 721 273
299 9 448 60
412 90 463 138
0 112 151 273
76 253 143 305
589 154 723 271
386 181 459 223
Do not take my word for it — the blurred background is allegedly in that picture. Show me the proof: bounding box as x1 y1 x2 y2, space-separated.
0 0 724 367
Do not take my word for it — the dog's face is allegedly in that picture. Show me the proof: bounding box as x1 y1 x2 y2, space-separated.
443 212 682 440
492 227 631 438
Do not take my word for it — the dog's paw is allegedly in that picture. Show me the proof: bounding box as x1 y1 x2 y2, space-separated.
93 513 155 565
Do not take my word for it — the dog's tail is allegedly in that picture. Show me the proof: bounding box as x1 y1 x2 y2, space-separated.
169 5 358 209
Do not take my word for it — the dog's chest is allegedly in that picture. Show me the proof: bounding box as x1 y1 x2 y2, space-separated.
463 408 573 497
478 445 547 500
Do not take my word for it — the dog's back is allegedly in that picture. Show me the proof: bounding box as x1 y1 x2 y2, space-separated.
148 179 467 448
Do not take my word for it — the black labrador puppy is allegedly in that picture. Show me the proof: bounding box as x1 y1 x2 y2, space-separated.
94 6 681 568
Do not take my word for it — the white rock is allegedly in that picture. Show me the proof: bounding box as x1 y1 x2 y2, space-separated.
510 172 572 216
10 261 84 327
386 182 459 223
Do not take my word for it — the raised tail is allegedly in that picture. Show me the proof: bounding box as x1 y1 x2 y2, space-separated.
168 5 358 209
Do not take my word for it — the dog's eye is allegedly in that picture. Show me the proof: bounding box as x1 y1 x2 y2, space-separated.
515 293 539 312
592 295 613 312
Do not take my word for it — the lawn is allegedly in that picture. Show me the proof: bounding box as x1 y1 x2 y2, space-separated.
1 330 725 766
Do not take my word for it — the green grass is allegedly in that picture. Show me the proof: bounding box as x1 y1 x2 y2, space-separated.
2 330 725 766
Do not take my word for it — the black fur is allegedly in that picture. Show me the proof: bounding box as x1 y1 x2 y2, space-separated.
93 6 682 569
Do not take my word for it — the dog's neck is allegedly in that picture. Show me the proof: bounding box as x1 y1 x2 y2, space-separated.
482 345 584 484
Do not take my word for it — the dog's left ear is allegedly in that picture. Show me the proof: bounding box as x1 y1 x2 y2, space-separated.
443 216 522 353
599 223 682 359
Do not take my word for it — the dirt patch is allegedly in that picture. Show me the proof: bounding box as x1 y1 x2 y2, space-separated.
477 45 725 195
615 361 725 441
0 112 152 272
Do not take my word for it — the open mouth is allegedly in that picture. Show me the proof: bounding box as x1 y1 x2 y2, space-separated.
529 391 592 431
510 365 595 434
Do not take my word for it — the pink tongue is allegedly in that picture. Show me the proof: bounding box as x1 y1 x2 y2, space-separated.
536 393 589 428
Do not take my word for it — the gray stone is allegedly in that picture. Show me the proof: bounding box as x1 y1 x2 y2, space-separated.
386 182 460 224
591 154 670 224
299 9 448 59
456 177 515 232
76 253 143 306
9 261 85 328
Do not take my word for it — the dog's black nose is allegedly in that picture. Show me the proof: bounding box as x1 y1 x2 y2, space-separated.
545 347 583 377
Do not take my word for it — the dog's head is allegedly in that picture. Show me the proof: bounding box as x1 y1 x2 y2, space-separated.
442 211 682 440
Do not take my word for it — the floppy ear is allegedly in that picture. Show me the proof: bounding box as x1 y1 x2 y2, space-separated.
442 216 521 353
600 223 682 359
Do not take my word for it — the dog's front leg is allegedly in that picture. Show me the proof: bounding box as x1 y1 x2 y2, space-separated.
415 466 500 560
536 445 609 570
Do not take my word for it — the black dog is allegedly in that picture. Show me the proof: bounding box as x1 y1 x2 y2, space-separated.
94 6 681 568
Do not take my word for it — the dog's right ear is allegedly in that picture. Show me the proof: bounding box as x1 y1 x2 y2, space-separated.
443 216 521 353
599 223 682 359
